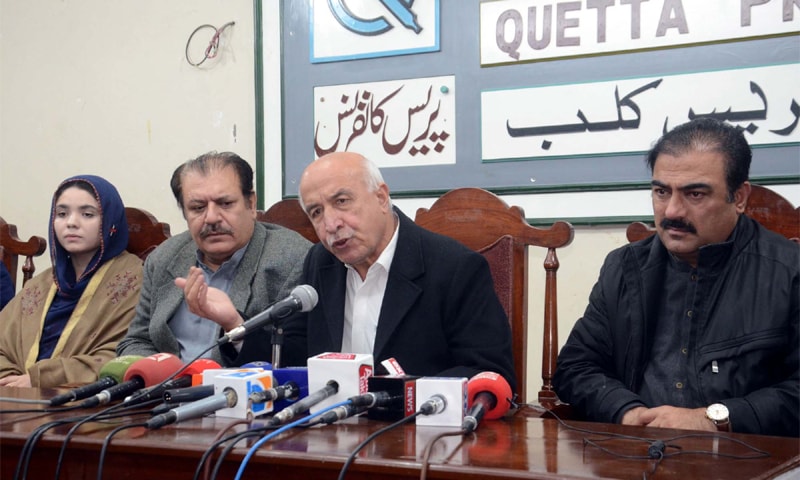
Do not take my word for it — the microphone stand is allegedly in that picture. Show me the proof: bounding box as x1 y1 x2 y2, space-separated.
271 320 285 368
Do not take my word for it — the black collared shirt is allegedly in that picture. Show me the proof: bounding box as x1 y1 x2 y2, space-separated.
638 236 735 408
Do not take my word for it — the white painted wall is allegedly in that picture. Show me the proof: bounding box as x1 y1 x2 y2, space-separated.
1 1 797 399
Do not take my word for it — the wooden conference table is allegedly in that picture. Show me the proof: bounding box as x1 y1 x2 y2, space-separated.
0 386 798 480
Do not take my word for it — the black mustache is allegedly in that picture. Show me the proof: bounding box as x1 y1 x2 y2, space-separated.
199 225 233 238
660 218 697 234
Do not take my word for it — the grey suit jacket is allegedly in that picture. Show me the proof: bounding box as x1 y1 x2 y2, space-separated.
117 222 311 366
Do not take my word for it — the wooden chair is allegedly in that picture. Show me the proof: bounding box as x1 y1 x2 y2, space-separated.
125 207 171 260
257 199 319 244
626 184 800 243
0 216 47 291
415 187 574 405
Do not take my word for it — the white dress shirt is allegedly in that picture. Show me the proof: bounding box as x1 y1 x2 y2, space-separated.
341 221 399 354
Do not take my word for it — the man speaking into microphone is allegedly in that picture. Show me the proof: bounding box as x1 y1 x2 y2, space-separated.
181 153 517 393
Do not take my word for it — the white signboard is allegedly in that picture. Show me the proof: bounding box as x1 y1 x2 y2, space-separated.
311 0 440 63
480 0 800 65
314 75 456 167
482 63 800 160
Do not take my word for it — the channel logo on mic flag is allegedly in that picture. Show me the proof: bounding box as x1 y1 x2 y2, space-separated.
359 364 373 395
308 352 373 414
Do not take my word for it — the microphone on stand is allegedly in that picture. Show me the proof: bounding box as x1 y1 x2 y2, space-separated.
47 355 143 406
218 285 318 345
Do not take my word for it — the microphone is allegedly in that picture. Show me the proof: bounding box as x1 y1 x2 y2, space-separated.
462 372 513 433
307 352 373 414
367 374 419 421
123 358 221 406
348 391 396 408
48 355 143 406
164 385 216 403
317 391 395 424
271 366 309 412
419 394 448 415
145 387 237 429
415 377 468 427
219 285 318 345
248 381 300 404
269 380 339 426
319 403 368 424
79 353 184 408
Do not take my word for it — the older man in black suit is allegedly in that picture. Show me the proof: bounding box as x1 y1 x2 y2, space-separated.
296 152 515 390
180 152 516 393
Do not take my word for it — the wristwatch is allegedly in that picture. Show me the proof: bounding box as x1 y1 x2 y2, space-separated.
706 403 730 432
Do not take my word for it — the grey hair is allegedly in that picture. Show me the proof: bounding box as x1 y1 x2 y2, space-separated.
360 156 393 209
299 154 393 210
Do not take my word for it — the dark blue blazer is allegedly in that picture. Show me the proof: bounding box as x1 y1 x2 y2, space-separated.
287 208 517 393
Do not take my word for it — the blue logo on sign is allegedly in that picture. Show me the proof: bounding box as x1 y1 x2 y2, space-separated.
328 0 422 36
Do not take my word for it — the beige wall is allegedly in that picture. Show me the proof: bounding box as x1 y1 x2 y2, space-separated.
1 1 796 399
1 0 258 254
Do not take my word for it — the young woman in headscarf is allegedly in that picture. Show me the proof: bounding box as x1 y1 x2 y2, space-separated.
0 175 143 388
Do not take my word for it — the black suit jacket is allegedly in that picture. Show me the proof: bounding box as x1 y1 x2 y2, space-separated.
286 208 516 393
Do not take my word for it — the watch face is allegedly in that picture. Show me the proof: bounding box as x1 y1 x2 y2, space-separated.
707 403 729 421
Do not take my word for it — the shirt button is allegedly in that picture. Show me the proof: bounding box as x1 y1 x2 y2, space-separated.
687 310 693 318
681 348 688 355
691 274 697 281
675 382 684 389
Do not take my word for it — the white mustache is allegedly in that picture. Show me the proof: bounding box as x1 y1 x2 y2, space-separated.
325 227 355 249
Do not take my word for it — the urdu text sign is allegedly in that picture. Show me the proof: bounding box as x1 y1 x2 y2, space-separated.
481 63 800 161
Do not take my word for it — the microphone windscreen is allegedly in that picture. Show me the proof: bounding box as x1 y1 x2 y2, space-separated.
183 358 222 376
98 355 144 383
123 353 185 386
467 372 512 420
292 284 318 312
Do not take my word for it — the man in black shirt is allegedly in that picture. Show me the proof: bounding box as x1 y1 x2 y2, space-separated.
553 118 799 437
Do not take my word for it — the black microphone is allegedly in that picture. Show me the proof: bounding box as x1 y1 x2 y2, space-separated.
418 395 448 416
367 374 419 421
317 391 395 424
48 355 143 406
248 381 300 404
79 378 146 408
348 391 396 408
269 380 339 426
78 353 184 408
163 385 216 404
218 285 318 345
145 387 238 429
123 358 221 406
319 403 368 424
